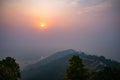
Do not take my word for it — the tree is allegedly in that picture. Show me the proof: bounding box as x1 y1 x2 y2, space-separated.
93 65 120 80
0 57 21 80
64 55 90 80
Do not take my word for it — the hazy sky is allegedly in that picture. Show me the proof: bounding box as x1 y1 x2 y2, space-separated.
0 0 120 61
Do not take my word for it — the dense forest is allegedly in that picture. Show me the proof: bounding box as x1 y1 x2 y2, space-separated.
64 55 120 80
0 54 120 80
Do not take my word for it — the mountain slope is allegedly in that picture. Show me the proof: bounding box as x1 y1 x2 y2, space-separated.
21 49 120 80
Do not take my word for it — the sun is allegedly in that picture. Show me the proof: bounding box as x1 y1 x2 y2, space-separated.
39 23 47 29
40 23 45 27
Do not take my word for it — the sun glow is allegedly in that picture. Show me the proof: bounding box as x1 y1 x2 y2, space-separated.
40 23 45 27
39 23 47 29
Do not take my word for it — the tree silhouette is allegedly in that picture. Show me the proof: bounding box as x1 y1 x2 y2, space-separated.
0 57 21 80
64 55 90 80
93 65 120 80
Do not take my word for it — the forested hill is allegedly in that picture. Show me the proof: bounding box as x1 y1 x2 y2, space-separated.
22 49 120 80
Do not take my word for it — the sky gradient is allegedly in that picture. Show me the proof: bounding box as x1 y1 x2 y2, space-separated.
0 0 120 61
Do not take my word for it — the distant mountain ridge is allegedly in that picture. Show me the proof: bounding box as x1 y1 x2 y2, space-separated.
21 49 120 80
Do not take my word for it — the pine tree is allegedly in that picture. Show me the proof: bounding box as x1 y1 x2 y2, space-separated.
64 55 90 80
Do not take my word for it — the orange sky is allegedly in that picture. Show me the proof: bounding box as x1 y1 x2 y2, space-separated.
1 0 120 61
1 0 113 29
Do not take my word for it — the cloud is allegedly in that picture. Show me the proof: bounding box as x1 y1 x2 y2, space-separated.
68 0 105 8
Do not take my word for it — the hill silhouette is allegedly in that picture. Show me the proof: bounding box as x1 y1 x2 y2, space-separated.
21 49 120 80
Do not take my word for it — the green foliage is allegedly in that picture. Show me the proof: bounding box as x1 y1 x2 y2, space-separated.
0 57 21 80
64 55 90 80
92 65 120 80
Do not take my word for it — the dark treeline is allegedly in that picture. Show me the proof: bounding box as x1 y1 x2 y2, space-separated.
64 55 120 80
0 55 120 80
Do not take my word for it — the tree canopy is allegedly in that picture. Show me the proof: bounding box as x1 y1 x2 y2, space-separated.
64 55 120 80
0 57 21 80
64 55 90 80
93 65 120 80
